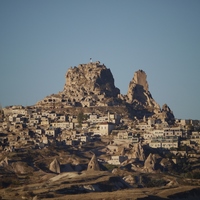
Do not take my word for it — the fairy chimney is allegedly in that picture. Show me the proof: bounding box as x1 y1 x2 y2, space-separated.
87 154 100 171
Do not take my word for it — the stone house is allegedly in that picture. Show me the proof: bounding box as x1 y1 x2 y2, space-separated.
190 135 200 144
45 128 56 137
99 122 115 136
143 132 153 140
79 135 90 142
117 131 132 140
136 124 152 131
40 117 50 126
35 128 43 135
191 131 200 136
163 128 183 137
107 145 119 153
149 136 179 149
152 130 164 137
29 118 40 126
180 139 191 146
51 122 69 129
108 155 128 165
60 130 72 140
58 115 67 122
48 112 57 120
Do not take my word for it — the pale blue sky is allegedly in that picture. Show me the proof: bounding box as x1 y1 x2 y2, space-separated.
0 0 200 119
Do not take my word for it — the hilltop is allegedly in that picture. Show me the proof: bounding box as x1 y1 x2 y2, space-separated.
36 61 175 124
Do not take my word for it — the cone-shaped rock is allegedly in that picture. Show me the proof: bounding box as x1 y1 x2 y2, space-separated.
49 158 60 174
87 154 100 171
127 70 160 110
131 143 145 161
144 153 156 172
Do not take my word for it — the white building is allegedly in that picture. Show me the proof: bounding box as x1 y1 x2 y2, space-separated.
99 122 115 136
108 155 128 165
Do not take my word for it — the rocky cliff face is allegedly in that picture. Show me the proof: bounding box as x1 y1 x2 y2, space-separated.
36 61 175 123
37 61 120 107
63 62 120 98
131 143 145 162
62 62 120 107
126 70 160 110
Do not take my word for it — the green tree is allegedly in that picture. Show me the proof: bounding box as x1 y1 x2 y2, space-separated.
77 112 88 127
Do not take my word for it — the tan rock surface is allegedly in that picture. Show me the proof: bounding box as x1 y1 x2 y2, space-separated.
87 154 100 171
127 70 160 110
131 143 145 162
49 158 61 174
143 153 156 172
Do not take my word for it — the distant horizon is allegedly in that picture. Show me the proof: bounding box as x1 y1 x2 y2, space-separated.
0 0 200 120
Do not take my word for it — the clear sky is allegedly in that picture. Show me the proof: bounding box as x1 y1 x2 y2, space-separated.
0 0 200 120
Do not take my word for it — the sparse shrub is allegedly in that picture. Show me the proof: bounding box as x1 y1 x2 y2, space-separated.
103 163 118 171
184 171 200 179
146 178 167 187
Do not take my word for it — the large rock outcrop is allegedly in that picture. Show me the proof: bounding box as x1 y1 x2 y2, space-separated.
131 143 145 162
37 61 120 107
126 70 160 111
63 62 120 98
35 61 175 122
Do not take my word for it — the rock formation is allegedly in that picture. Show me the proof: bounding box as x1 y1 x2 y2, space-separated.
131 143 145 162
161 104 175 124
143 153 156 173
36 61 175 123
87 154 100 171
49 158 60 174
126 70 160 110
37 61 120 108
63 62 120 98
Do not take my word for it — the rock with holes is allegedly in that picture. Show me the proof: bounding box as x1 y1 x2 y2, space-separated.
87 154 100 171
143 153 156 173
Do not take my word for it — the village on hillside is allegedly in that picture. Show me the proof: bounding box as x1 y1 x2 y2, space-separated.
1 62 200 199
1 105 200 162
